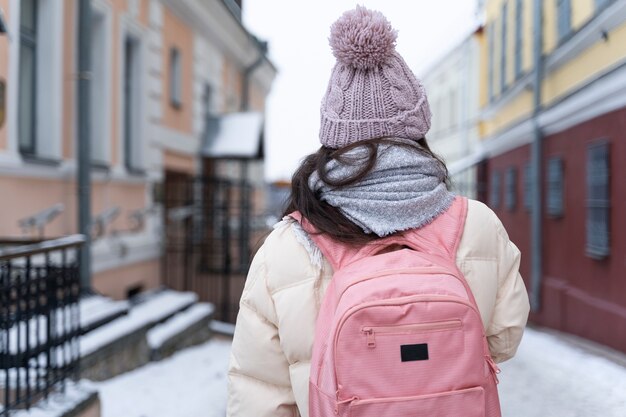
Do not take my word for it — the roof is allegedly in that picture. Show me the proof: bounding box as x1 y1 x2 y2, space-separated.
202 112 264 160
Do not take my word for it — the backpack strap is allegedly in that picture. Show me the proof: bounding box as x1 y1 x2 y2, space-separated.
289 196 468 270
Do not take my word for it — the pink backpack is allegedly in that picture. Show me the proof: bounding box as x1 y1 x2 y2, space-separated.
291 197 501 417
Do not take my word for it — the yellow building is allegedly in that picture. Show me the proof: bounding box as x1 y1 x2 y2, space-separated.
475 0 626 353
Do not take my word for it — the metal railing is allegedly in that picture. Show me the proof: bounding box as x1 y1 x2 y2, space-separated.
0 235 85 416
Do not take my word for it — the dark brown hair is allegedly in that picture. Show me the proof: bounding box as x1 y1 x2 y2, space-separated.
282 137 450 246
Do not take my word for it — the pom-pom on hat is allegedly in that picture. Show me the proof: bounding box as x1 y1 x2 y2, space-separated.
320 6 432 149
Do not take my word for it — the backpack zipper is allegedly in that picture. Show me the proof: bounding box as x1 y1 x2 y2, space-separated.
332 294 486 400
361 319 463 348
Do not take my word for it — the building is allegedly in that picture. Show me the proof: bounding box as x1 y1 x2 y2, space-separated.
474 0 626 352
0 0 275 302
421 29 482 199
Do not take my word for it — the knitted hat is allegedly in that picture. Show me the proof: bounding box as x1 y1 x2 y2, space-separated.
320 6 432 149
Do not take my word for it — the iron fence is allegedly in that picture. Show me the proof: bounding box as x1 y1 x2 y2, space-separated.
163 174 262 323
0 235 84 416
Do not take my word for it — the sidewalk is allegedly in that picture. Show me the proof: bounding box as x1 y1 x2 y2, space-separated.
93 327 626 417
499 326 626 416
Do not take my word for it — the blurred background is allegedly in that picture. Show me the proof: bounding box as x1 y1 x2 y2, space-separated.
0 0 625 416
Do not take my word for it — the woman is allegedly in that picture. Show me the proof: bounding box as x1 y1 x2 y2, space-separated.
227 6 530 417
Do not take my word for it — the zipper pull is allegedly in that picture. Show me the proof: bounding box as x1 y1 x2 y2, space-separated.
486 355 501 384
362 327 376 348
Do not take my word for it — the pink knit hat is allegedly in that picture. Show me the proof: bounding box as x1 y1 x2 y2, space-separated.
320 6 432 149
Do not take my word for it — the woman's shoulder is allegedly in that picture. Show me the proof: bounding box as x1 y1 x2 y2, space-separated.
256 218 327 291
460 198 509 258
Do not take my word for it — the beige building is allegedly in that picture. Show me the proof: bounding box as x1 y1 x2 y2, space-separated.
0 0 275 299
421 29 483 198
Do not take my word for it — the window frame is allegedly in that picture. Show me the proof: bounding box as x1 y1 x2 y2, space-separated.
500 2 508 92
18 0 38 156
586 141 610 259
546 156 565 218
169 47 182 109
490 170 502 209
523 162 532 212
557 0 572 42
514 0 523 79
488 22 495 101
505 166 517 211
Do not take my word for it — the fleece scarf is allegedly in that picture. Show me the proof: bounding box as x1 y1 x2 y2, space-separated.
308 140 455 237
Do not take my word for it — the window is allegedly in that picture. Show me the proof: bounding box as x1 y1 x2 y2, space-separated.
124 36 142 172
505 167 517 211
490 170 502 209
169 47 182 108
595 0 612 11
488 23 495 101
90 10 109 165
547 157 564 217
500 2 508 92
202 84 213 119
450 90 457 129
18 0 38 155
586 142 610 259
514 0 523 78
557 0 572 42
523 163 532 211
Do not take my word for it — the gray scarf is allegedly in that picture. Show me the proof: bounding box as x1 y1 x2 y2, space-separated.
308 140 455 236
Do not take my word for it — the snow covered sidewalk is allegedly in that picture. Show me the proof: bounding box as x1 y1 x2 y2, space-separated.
499 327 626 416
95 337 231 417
94 327 626 417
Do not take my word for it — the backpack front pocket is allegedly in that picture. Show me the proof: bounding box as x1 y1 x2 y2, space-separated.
348 386 485 417
361 319 462 348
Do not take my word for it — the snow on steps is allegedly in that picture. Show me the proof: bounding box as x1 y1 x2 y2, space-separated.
80 296 129 335
80 290 201 381
8 380 100 417
147 303 215 361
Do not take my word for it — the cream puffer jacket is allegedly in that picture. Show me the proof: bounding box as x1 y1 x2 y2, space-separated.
227 199 530 417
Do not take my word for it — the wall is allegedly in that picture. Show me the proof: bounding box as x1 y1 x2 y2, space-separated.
486 107 626 352
93 258 160 300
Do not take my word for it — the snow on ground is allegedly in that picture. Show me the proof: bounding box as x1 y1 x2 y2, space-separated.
499 327 626 416
95 337 232 417
95 327 626 417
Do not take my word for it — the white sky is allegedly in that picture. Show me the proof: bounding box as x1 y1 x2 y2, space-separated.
243 1 480 182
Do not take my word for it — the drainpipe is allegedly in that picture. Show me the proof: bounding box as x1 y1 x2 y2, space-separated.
530 0 544 311
77 0 92 291
241 39 267 112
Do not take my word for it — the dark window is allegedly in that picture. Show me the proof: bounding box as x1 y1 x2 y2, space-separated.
524 163 532 211
170 47 182 108
505 167 517 211
124 36 142 172
547 157 564 217
557 0 572 42
501 2 508 91
586 142 610 259
490 171 502 209
488 23 495 101
514 0 523 78
18 0 38 155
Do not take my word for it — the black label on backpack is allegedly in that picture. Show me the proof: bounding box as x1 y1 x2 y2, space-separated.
401 343 429 362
